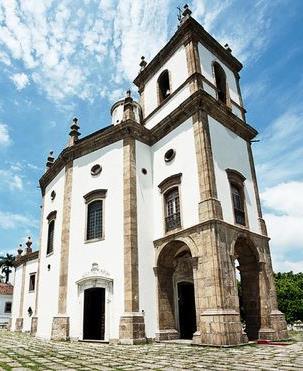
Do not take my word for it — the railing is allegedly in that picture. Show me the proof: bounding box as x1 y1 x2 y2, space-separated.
165 212 181 232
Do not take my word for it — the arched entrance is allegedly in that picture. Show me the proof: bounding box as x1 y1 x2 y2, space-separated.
83 287 105 340
234 237 261 340
156 241 197 340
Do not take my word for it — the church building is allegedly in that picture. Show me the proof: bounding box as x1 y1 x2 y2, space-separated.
10 6 287 345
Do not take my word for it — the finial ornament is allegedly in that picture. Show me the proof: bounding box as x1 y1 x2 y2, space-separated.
139 56 147 71
182 4 192 18
224 43 232 53
17 244 23 258
46 151 55 170
25 237 33 254
69 116 81 146
126 89 131 98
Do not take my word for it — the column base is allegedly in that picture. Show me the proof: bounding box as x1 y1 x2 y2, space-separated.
199 309 246 346
199 198 223 222
155 329 179 342
15 318 23 332
119 313 146 344
30 317 38 336
269 310 288 339
51 316 70 341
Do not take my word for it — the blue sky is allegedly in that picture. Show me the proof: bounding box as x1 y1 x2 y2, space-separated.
0 0 302 273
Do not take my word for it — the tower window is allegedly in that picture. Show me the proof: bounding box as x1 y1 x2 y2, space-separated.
158 70 171 103
87 200 103 240
213 62 227 104
164 187 181 232
226 169 247 226
4 302 12 313
47 219 55 255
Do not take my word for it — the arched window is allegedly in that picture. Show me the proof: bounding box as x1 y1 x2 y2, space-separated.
158 70 171 103
164 187 181 231
87 200 103 240
226 169 247 226
213 62 227 104
47 220 55 255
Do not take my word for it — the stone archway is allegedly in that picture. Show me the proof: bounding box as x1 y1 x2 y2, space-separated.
234 237 261 340
155 240 197 341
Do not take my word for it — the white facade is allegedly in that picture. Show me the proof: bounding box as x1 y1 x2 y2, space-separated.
0 291 12 326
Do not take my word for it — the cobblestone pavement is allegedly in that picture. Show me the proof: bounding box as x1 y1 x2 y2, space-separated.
0 330 302 371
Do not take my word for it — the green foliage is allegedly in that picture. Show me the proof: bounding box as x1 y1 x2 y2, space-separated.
274 271 303 324
0 254 15 283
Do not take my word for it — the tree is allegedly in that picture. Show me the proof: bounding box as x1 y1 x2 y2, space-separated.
0 254 15 284
274 271 303 324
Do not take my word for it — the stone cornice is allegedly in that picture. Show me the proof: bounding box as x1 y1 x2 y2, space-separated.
134 17 242 88
39 89 257 195
14 251 39 268
153 219 269 249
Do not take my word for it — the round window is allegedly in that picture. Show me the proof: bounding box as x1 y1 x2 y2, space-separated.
142 168 147 175
164 149 176 163
50 190 56 200
91 164 102 176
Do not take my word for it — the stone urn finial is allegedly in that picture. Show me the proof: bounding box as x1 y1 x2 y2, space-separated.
25 236 32 254
139 56 147 71
69 117 81 147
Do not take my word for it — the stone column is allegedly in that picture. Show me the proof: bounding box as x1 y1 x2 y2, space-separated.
185 38 202 93
192 110 223 222
247 142 268 236
193 224 243 346
16 261 26 332
51 160 73 340
119 136 146 344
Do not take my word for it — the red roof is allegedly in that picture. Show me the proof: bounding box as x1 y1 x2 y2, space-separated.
0 283 13 295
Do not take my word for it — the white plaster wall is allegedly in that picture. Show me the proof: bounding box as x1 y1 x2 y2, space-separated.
152 117 200 240
112 102 141 125
145 85 191 130
22 259 38 332
11 266 22 330
136 141 157 338
68 141 124 341
198 43 241 105
0 294 12 325
143 45 189 120
36 168 65 339
208 116 259 233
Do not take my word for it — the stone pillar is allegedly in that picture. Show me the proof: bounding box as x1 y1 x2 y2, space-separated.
30 317 38 336
193 224 243 346
193 110 223 222
16 262 27 332
51 161 73 341
119 136 146 344
185 38 202 93
247 142 268 236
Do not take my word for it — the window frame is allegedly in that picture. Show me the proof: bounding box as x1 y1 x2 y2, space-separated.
29 272 36 292
46 211 57 256
157 69 171 105
226 169 249 228
158 174 183 234
83 189 107 243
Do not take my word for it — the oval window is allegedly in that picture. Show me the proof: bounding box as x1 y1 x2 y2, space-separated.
164 149 176 163
91 164 102 176
142 168 147 175
50 190 56 200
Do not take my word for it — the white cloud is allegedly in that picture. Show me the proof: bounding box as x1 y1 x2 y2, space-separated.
0 123 11 146
10 72 30 90
0 210 33 230
261 182 303 273
0 169 23 191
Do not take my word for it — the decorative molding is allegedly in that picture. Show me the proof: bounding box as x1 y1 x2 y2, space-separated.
158 173 182 193
226 168 246 183
14 251 39 268
83 189 107 204
46 210 57 221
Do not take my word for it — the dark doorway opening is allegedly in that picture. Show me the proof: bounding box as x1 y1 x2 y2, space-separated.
178 281 196 339
83 287 105 340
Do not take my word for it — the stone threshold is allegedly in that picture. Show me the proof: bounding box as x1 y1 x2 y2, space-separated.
79 339 109 344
